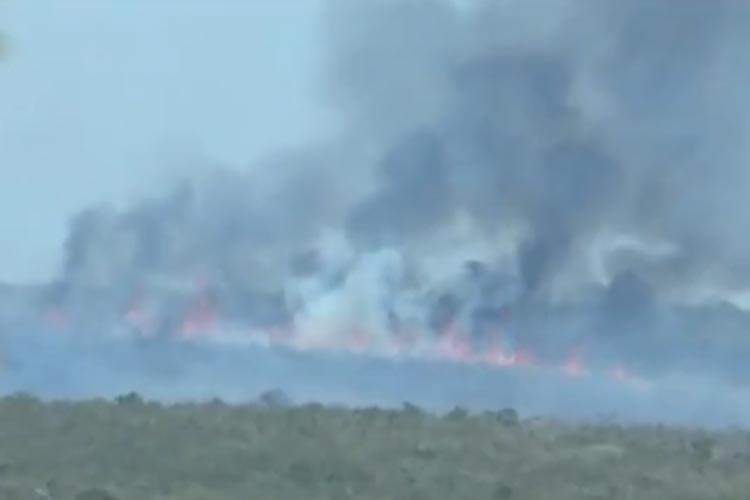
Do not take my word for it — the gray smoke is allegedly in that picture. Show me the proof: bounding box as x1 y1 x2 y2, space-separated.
336 0 750 294
55 0 750 361
3 0 750 424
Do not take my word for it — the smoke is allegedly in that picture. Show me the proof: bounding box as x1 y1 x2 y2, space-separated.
0 33 7 60
337 0 750 294
3 0 750 425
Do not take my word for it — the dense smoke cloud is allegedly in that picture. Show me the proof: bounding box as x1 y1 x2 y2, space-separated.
331 0 750 295
51 0 750 363
3 0 750 422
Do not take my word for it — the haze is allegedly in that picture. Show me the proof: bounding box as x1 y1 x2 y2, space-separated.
0 0 335 283
2 0 750 427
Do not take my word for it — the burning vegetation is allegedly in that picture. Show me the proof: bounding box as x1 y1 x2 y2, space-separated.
2 0 750 421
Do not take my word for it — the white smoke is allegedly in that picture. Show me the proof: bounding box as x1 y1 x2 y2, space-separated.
2 0 750 426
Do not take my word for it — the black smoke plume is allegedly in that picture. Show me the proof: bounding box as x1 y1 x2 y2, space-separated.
3 0 750 424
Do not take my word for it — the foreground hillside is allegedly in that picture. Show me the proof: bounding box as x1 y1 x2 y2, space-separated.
0 393 749 500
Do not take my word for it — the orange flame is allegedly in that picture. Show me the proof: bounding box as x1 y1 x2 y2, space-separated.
101 283 652 390
563 350 589 378
180 293 219 338
438 324 474 362
347 328 371 353
608 364 628 381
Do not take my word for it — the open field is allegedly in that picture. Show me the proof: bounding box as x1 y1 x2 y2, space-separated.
1 393 749 500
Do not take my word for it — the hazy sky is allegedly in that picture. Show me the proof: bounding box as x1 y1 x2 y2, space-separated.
0 0 335 283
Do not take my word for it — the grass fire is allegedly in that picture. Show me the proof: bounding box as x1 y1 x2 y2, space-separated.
2 0 750 497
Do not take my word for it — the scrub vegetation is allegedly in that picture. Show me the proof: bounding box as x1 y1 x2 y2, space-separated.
1 392 749 500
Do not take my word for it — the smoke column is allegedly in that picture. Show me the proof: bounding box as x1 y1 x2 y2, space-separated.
3 0 750 426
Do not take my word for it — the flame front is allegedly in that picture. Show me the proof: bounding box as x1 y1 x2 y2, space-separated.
180 293 219 338
32 277 652 392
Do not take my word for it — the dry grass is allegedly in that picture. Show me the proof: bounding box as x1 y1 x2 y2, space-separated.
0 392 749 500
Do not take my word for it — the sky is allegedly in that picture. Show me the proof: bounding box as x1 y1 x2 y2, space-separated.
0 0 336 283
4 0 750 424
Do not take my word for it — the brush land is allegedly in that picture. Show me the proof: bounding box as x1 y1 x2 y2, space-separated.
0 392 748 500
